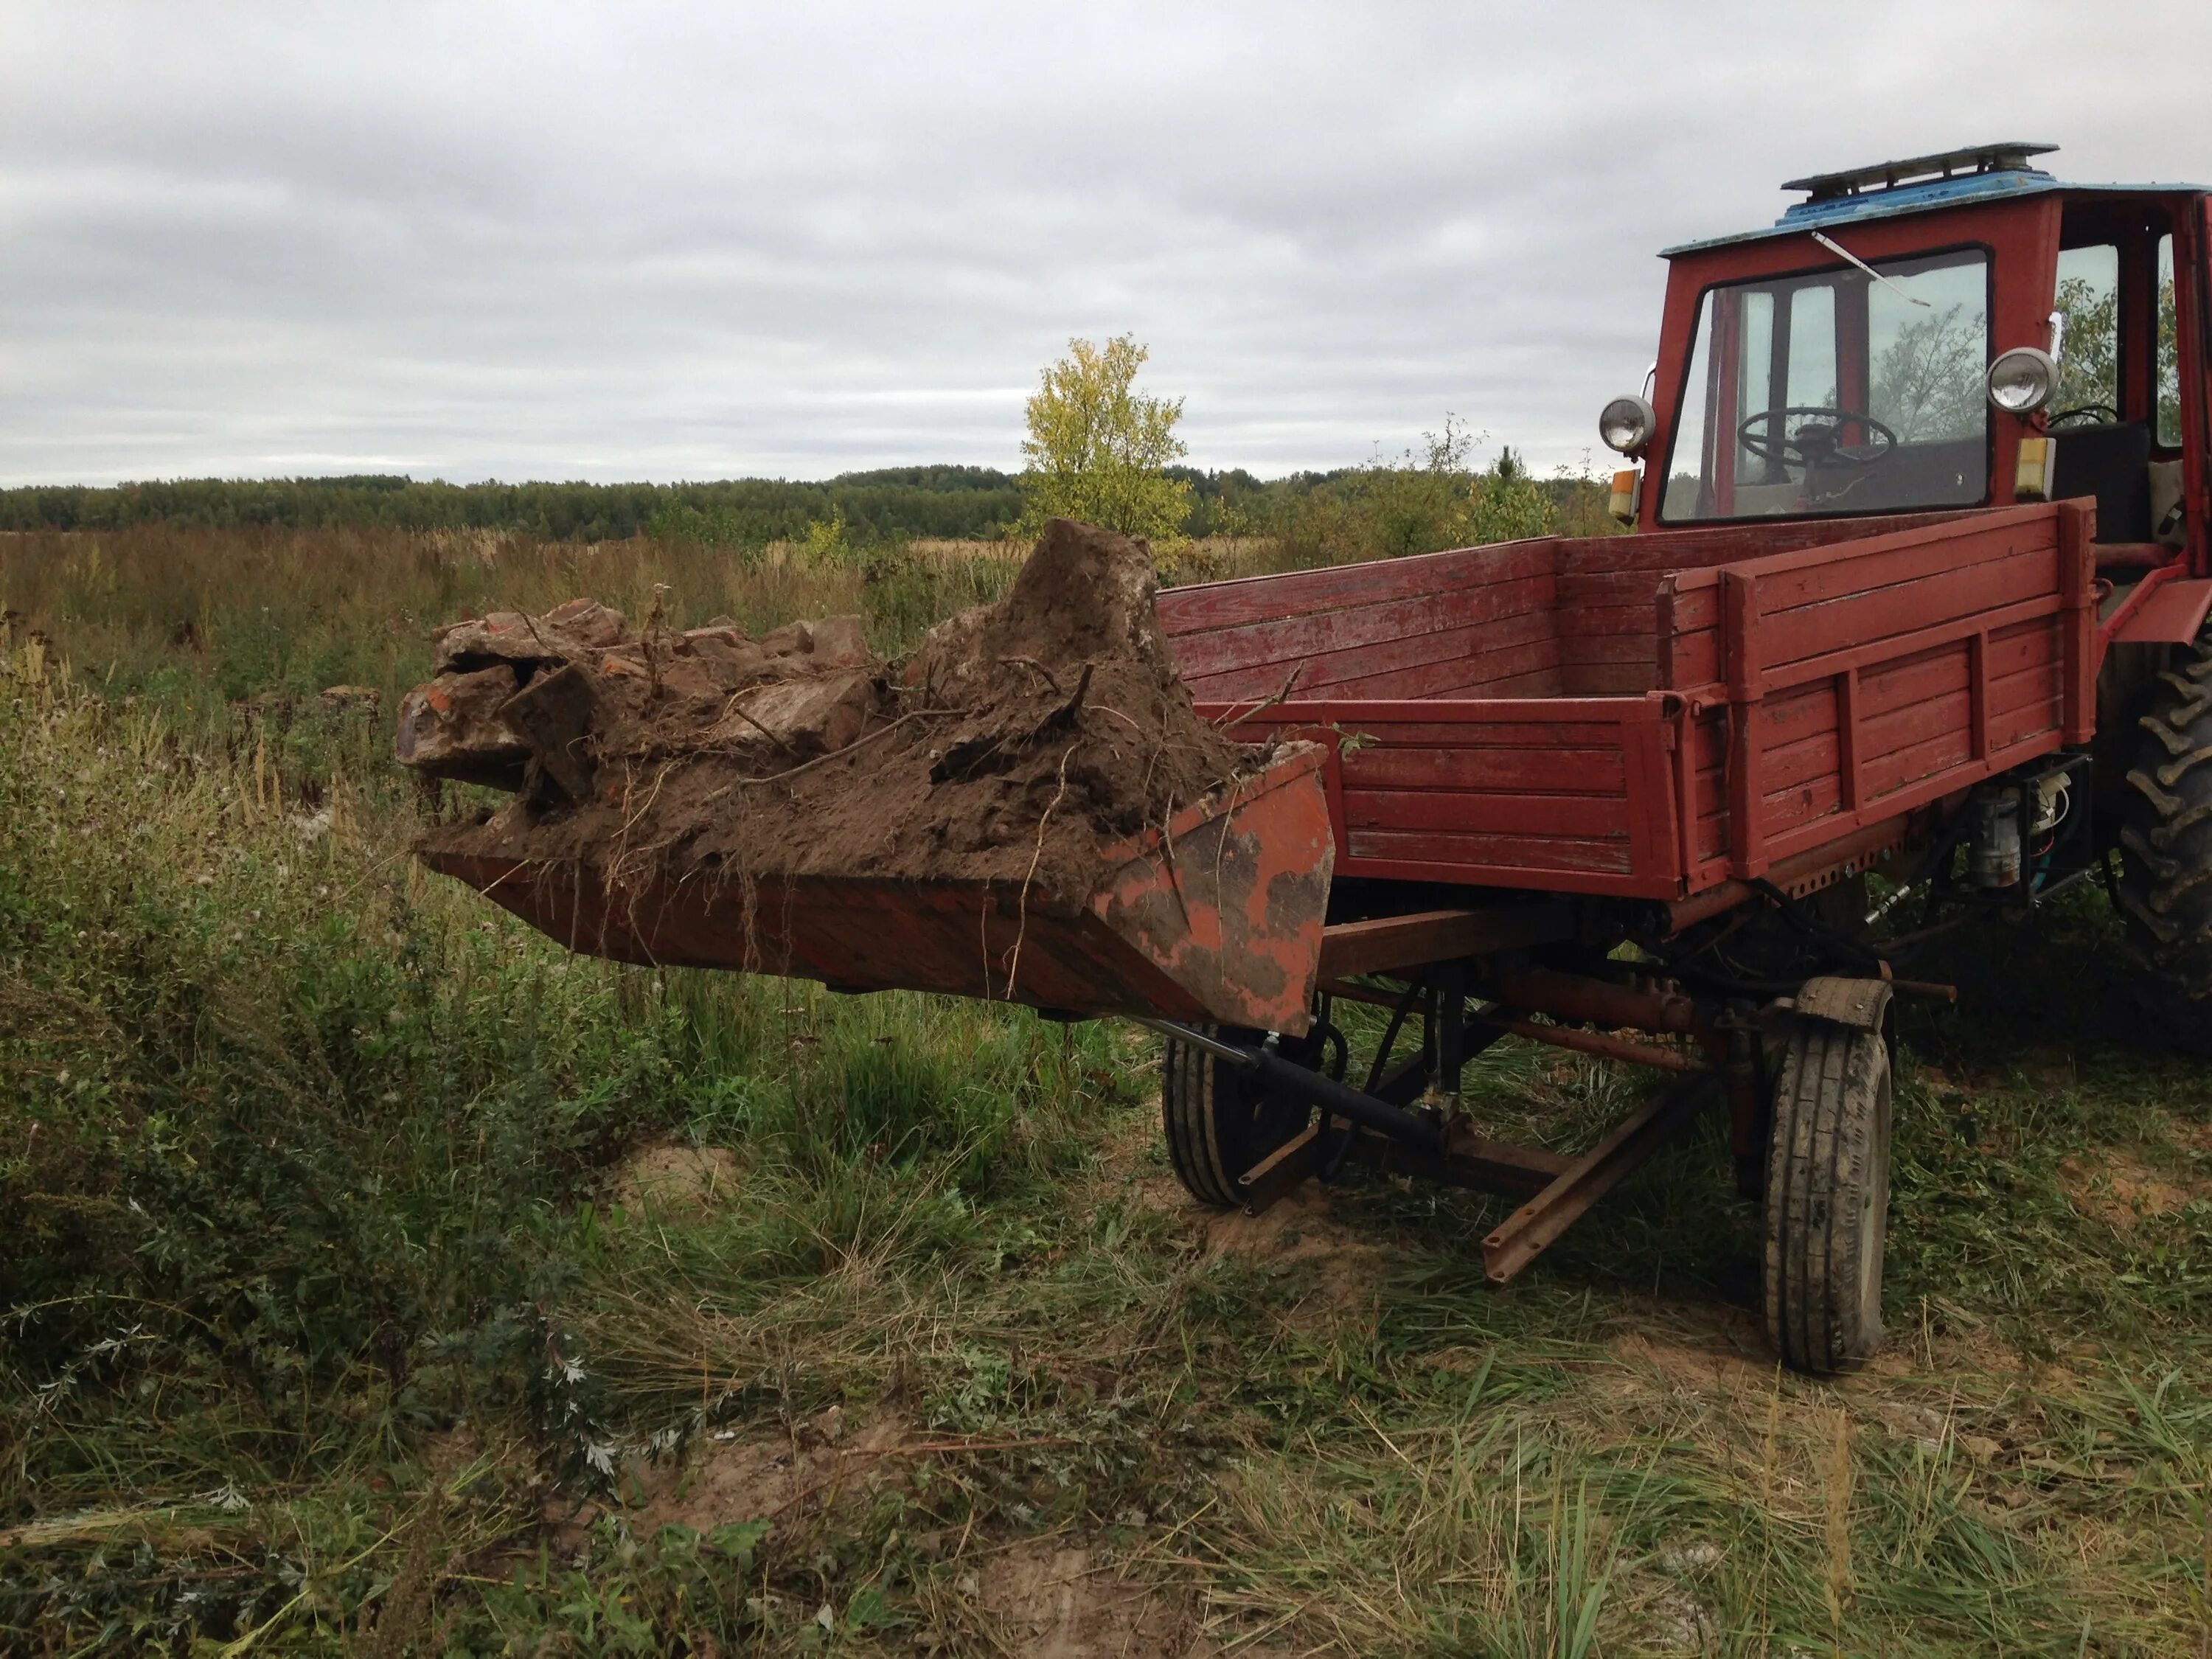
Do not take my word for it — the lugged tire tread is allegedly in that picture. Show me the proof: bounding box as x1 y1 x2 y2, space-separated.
2117 636 2212 1051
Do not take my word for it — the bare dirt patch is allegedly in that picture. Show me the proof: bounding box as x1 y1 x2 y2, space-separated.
2057 1148 2198 1228
973 1540 1197 1658
1607 1320 1782 1398
608 1141 742 1213
1197 1185 1382 1329
625 1408 912 1537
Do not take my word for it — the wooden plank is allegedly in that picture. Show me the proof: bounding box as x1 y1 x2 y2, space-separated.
1287 717 1649 748
1663 627 1722 688
1557 602 1662 638
1759 592 2061 697
1562 663 1656 696
1751 549 2059 670
1169 572 1557 681
1317 902 1575 978
1700 502 2053 586
1343 788 1632 839
1546 509 1983 577
1231 696 1661 726
1345 827 1636 875
1475 667 1568 697
1314 633 1560 701
1346 745 1628 793
1182 605 1559 703
1753 515 2056 615
1556 633 1656 667
1158 538 1557 637
1554 571 1670 608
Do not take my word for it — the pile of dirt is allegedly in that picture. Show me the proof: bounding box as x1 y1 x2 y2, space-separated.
400 519 1277 915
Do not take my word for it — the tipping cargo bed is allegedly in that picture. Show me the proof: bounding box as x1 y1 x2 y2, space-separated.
1158 501 2096 900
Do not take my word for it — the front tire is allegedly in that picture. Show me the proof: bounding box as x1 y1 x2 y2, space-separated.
1160 1026 1311 1208
2118 645 2212 1051
1763 1018 1892 1375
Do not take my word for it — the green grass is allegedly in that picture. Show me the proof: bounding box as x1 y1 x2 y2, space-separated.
4 529 2212 1655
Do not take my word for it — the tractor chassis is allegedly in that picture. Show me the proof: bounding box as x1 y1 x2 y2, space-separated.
1145 897 1906 1297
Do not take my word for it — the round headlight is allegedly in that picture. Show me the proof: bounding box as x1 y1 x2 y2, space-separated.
1986 347 2057 415
1599 394 1656 455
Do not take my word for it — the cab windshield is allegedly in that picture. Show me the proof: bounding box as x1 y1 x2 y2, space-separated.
1660 246 1991 521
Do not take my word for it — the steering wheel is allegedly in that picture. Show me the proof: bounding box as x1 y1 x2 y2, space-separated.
2049 403 2121 429
1737 406 1898 470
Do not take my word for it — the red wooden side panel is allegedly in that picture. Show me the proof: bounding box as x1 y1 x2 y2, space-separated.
1196 698 1685 898
1661 501 2096 883
1154 504 2090 901
1158 538 1564 702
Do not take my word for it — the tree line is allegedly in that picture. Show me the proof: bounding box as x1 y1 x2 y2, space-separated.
1 460 1609 549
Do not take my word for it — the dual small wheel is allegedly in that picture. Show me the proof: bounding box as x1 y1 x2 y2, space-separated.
1160 1012 1893 1377
1158 1023 1313 1208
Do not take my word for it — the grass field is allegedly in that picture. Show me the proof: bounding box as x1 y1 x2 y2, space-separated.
4 524 2212 1656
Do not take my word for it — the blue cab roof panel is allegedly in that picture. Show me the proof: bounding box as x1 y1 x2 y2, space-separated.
1662 142 2205 258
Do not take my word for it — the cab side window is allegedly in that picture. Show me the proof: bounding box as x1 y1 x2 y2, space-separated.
2158 234 2181 447
2053 243 2120 420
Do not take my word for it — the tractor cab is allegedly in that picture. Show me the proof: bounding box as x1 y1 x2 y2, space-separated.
1603 143 2209 577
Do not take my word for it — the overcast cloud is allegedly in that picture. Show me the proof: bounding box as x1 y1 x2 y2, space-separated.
5 0 2211 485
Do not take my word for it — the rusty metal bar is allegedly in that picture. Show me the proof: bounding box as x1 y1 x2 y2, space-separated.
1315 978 1411 1010
1236 1122 1320 1216
1484 967 1697 1033
1439 1125 1572 1200
1317 902 1574 980
1482 1015 1714 1073
1481 1079 1717 1284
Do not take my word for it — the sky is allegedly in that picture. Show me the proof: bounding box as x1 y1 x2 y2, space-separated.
6 0 2212 487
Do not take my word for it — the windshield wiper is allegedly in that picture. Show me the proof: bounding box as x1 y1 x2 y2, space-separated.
1810 232 1933 308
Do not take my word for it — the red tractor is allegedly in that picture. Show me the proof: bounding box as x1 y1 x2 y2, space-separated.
1163 141 2212 1374
429 144 2212 1374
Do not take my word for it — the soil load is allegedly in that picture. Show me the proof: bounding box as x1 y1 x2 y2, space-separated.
401 520 1335 1030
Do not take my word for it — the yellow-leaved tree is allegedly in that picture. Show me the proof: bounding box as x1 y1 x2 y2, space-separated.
1018 335 1191 552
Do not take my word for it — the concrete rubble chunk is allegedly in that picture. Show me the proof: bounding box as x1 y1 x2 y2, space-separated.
717 669 879 759
499 662 603 801
434 600 631 672
394 666 529 789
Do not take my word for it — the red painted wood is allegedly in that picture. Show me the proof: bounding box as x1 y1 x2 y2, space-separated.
1346 745 1629 793
1155 497 2095 905
1344 828 1635 876
1343 788 1632 839
1182 605 1558 702
1745 506 2053 607
1169 573 1557 682
1157 538 1556 634
2107 576 2212 644
1557 601 1664 637
1315 640 1562 703
1751 551 2059 671
1562 664 1656 696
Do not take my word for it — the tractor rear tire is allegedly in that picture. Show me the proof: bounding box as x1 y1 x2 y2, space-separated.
1763 1017 1892 1376
2117 645 2212 1053
1160 1026 1312 1209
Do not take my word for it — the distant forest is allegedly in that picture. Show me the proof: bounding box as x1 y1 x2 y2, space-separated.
0 463 1604 545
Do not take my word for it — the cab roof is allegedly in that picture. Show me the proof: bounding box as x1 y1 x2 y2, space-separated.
1662 142 2205 257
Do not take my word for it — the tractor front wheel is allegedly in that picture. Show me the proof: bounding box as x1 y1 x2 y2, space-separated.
2117 644 2212 1052
1160 1025 1313 1208
1763 1016 1892 1376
